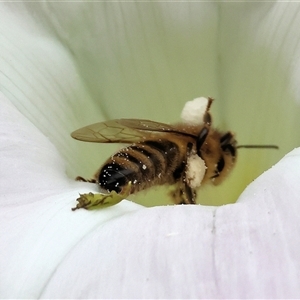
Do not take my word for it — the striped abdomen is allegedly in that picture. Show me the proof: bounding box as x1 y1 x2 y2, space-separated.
97 140 184 193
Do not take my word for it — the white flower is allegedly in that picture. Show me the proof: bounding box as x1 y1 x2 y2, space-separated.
1 2 300 298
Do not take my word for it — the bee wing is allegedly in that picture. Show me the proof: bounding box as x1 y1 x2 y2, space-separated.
71 119 183 143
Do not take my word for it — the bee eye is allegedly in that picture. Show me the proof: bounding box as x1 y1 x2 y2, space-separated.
220 132 236 157
221 144 236 157
216 156 225 173
220 132 233 144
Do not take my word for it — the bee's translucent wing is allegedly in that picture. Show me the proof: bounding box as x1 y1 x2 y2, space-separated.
71 119 185 143
119 119 180 132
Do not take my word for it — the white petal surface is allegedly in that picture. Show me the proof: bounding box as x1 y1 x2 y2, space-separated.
40 148 300 299
0 93 143 298
0 3 105 178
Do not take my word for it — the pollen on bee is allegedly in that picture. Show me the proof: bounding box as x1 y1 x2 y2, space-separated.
142 164 147 170
186 154 207 189
181 97 209 125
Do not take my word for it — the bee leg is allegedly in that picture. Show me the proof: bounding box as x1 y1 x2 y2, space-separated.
196 127 209 156
196 98 212 153
169 183 196 205
169 184 185 204
203 97 213 125
75 176 97 183
170 142 197 205
183 184 197 204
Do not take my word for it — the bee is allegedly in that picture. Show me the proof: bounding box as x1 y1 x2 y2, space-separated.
71 97 278 206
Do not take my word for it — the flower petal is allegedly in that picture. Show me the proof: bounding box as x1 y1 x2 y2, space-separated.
0 92 142 298
0 4 109 179
39 148 300 298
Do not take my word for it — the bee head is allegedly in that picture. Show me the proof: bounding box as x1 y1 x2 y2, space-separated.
220 131 237 159
211 132 278 185
208 131 237 185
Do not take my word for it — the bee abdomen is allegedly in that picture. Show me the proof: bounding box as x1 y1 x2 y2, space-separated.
98 163 132 193
98 140 180 193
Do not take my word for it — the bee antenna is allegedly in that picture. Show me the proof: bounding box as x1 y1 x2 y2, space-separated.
237 145 279 149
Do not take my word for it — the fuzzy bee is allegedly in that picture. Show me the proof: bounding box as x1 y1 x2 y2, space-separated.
71 97 277 209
